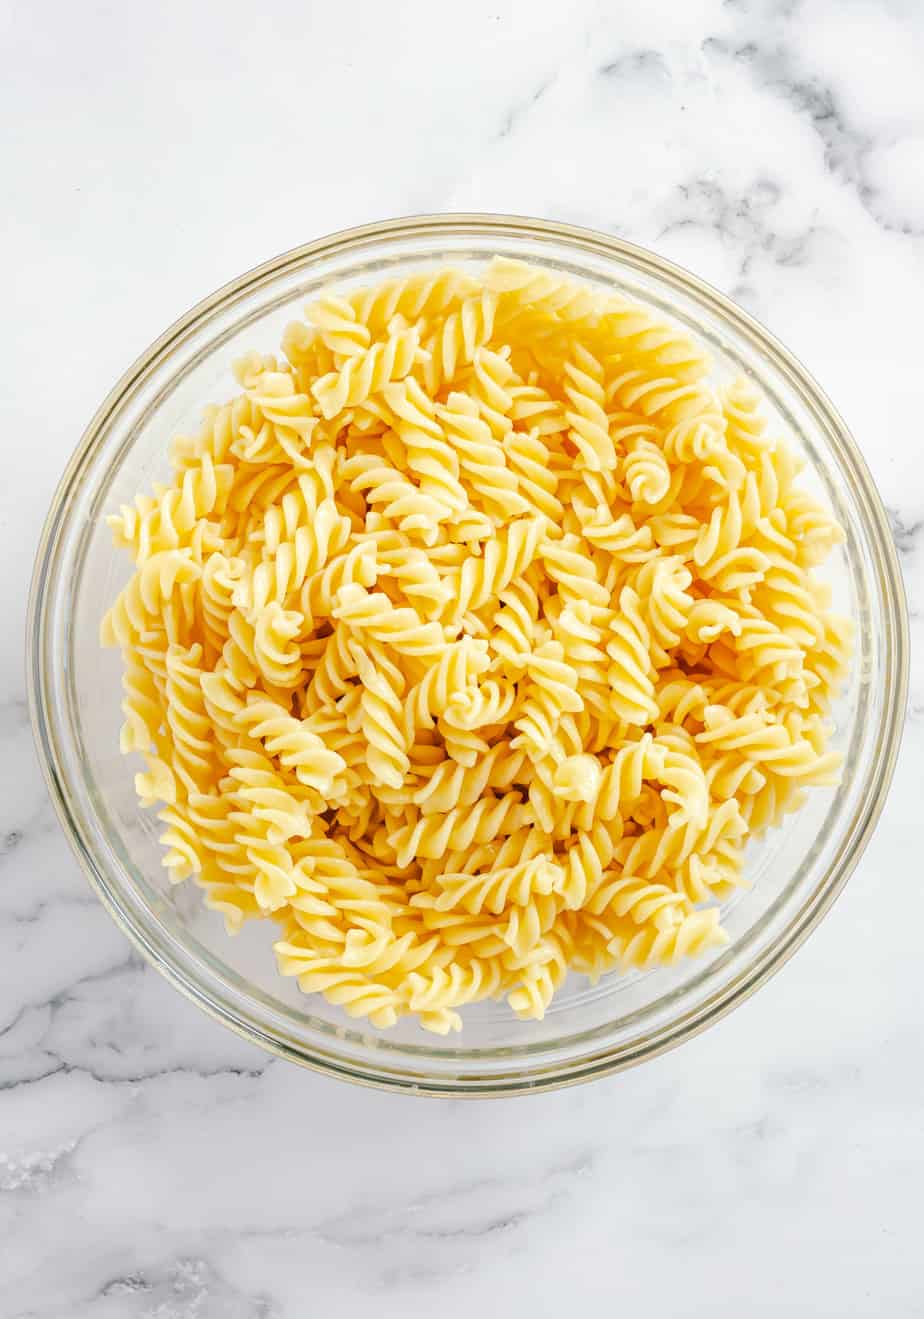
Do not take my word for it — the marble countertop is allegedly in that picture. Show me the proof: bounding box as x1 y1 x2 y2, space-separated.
3 0 922 1314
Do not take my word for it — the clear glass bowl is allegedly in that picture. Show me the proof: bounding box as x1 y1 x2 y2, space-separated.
28 214 908 1096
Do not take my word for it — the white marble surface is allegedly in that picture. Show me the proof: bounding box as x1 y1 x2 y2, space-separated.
2 0 922 1314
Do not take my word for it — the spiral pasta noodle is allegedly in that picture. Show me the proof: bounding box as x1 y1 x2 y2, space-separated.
103 257 851 1033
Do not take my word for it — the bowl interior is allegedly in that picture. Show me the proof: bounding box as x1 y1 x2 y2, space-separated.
32 218 904 1092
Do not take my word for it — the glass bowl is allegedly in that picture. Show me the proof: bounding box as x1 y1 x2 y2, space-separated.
27 214 909 1096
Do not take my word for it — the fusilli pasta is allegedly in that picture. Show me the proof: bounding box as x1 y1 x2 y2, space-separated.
103 257 851 1033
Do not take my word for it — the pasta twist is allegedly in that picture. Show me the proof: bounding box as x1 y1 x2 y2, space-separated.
301 621 358 714
608 907 729 970
382 378 469 513
311 324 423 420
239 368 317 457
586 873 691 930
373 540 452 619
508 381 569 437
563 344 618 471
464 346 517 439
119 649 164 756
692 489 770 592
349 641 410 790
403 637 489 736
489 580 541 674
607 366 709 426
332 584 446 658
722 376 773 464
305 292 372 357
605 588 660 725
633 556 695 667
108 453 234 564
557 823 621 909
171 394 257 468
438 391 530 519
696 706 840 782
442 515 546 622
226 760 314 844
343 451 454 538
579 507 657 562
551 601 610 714
156 803 206 882
389 792 532 866
235 694 346 792
505 930 572 1019
164 643 217 794
486 256 602 325
347 268 480 336
412 743 526 814
300 539 380 628
431 855 562 916
441 677 516 732
101 550 201 648
200 554 246 660
624 438 672 506
502 425 564 520
403 958 506 1030
420 290 498 392
598 297 711 382
251 602 304 689
274 946 406 1028
540 533 610 612
512 640 583 761
726 613 805 684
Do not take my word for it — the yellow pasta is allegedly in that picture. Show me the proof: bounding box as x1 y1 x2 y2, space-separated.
102 257 851 1033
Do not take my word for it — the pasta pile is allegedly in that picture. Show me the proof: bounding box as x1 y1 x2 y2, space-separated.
101 258 851 1034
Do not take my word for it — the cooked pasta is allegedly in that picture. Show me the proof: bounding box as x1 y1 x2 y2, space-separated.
102 257 851 1033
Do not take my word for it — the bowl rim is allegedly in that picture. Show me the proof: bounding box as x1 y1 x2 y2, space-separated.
27 212 910 1096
